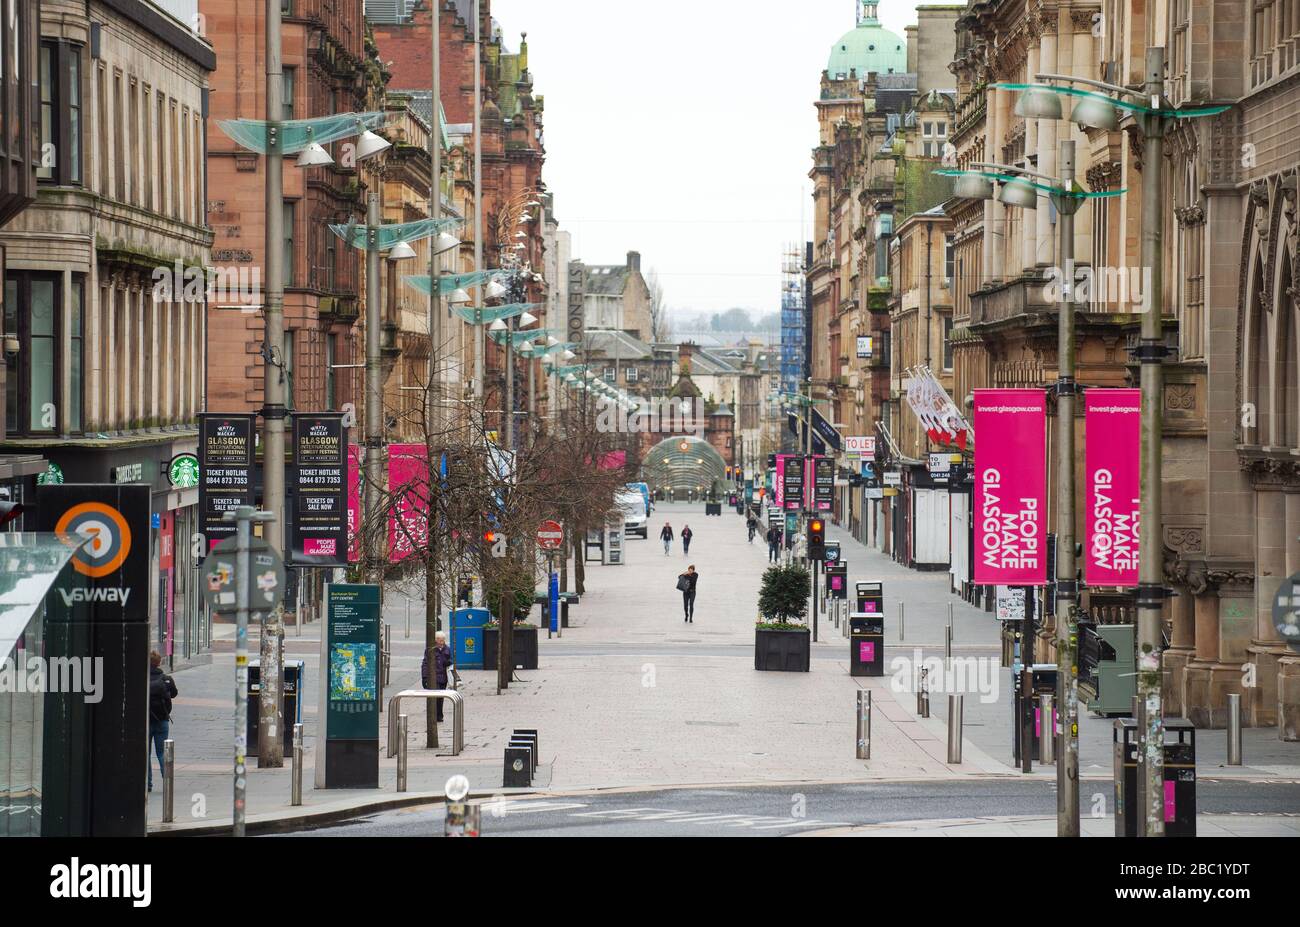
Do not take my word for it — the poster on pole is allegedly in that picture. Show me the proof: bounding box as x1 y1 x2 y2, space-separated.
774 454 786 508
813 455 834 511
996 586 1027 621
198 414 255 553
782 454 806 510
1084 389 1141 587
387 444 430 562
973 389 1047 586
290 413 348 566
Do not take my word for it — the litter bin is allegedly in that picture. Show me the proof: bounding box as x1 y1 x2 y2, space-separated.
1012 663 1057 765
558 592 578 628
1113 717 1197 837
849 611 884 676
450 607 490 670
854 582 883 616
246 659 304 756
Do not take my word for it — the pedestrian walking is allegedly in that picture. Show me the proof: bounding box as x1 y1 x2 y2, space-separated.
660 521 674 555
766 525 782 563
421 631 455 722
147 650 177 793
681 524 693 555
676 565 698 622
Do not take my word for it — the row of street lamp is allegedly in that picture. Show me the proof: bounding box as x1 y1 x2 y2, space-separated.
934 49 1227 837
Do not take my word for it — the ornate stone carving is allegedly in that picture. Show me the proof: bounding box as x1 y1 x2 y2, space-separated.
1164 553 1209 596
1241 454 1300 488
1165 526 1205 555
1174 203 1205 227
1165 382 1196 411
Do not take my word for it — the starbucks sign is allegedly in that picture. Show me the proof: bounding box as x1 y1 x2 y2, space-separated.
36 462 64 485
169 453 200 488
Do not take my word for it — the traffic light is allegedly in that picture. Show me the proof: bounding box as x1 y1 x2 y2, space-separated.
807 518 825 560
484 530 507 558
0 500 22 530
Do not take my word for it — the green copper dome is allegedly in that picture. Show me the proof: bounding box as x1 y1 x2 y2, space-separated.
827 2 907 80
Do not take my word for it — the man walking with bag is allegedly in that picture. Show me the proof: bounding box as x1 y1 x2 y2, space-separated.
676 565 698 622
148 651 178 793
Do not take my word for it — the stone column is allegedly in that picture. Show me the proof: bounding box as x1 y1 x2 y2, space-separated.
1246 487 1287 726
1034 29 1057 267
1164 584 1195 716
1282 491 1300 740
1022 43 1040 274
988 74 1006 283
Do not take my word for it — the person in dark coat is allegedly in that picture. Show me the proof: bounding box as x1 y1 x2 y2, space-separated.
678 565 698 622
766 525 782 563
681 524 693 555
148 650 178 792
660 522 674 555
421 631 455 721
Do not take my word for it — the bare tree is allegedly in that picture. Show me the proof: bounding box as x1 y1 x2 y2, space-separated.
646 268 671 343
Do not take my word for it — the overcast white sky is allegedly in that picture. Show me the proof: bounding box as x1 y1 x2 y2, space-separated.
491 0 918 320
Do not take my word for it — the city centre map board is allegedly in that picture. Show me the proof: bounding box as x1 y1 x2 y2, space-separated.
318 583 380 788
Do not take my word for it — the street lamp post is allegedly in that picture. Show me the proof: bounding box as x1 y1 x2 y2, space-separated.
260 0 287 769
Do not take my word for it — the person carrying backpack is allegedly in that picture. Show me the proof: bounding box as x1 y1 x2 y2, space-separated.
148 650 178 793
676 565 699 622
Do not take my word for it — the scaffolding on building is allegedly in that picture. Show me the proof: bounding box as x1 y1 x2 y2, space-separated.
780 242 806 407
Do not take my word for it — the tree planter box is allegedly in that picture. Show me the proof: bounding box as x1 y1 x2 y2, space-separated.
482 627 539 670
754 627 810 672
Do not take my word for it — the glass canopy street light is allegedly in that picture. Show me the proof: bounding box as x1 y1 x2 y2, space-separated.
986 59 1230 839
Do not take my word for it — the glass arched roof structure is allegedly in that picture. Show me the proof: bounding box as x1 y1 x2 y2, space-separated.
640 436 728 493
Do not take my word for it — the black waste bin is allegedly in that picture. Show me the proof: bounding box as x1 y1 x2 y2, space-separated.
246 659 304 756
1114 717 1197 837
854 581 884 616
1012 664 1057 765
849 611 884 676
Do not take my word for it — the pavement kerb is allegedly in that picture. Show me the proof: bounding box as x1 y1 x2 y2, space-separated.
147 771 1300 836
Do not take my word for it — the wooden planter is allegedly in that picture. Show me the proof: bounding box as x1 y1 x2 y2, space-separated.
754 627 811 672
482 626 539 670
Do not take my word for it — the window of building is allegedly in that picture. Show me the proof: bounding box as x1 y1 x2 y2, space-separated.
282 329 295 410
626 367 638 382
38 41 82 185
325 333 336 410
3 272 83 435
944 234 954 282
282 67 295 121
113 72 124 201
604 366 616 380
942 314 953 371
283 201 295 287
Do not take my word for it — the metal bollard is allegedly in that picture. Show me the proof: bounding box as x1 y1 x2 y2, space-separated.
945 623 952 668
396 714 409 792
947 695 964 764
162 739 174 823
1227 693 1242 766
405 597 411 639
1039 694 1054 764
291 723 303 806
899 601 905 641
295 598 302 636
856 689 871 759
917 666 930 718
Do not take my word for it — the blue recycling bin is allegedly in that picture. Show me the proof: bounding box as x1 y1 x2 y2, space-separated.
450 607 491 669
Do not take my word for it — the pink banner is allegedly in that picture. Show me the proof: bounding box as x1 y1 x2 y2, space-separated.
774 455 786 508
973 389 1047 586
1085 389 1140 587
347 445 362 563
387 444 429 562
